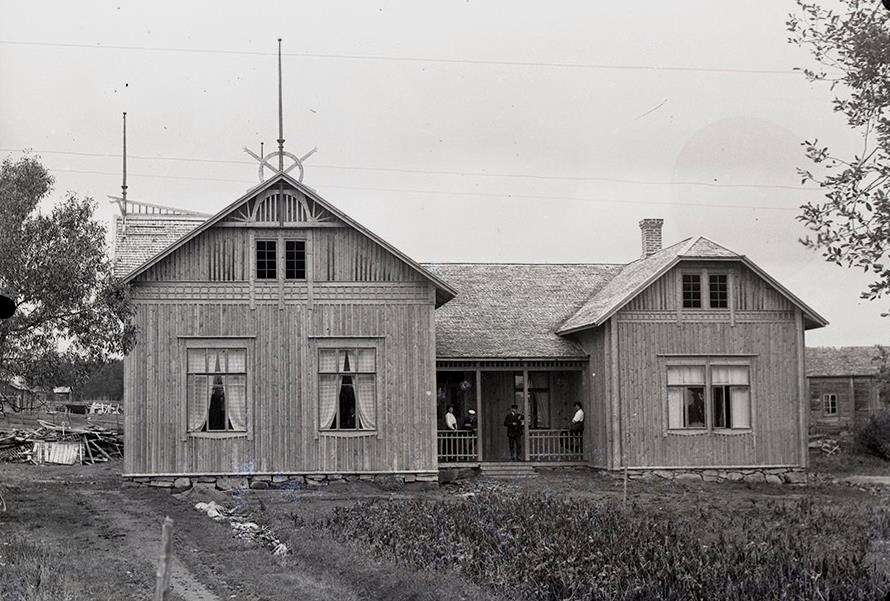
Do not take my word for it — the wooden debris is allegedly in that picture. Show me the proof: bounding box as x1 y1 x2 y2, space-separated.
0 421 123 465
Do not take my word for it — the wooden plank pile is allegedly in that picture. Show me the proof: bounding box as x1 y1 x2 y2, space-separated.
0 419 123 464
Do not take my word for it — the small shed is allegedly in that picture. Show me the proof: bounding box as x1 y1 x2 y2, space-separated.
806 346 888 434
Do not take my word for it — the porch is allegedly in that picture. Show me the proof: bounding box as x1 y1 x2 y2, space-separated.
435 359 587 464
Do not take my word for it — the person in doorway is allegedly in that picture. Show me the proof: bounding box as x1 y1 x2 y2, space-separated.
444 406 458 430
504 404 525 461
462 409 477 431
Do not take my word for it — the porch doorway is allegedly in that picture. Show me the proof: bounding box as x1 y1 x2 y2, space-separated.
436 362 586 464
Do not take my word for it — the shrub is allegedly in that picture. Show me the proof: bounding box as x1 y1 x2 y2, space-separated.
320 492 890 601
855 409 890 460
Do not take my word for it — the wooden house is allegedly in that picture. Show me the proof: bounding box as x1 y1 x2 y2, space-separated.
806 346 887 434
117 189 828 484
116 173 454 484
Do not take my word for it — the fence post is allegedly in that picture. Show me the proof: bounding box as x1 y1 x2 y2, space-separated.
154 516 174 601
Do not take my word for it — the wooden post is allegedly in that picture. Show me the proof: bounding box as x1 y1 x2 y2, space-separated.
154 517 174 601
522 368 530 462
796 310 809 469
475 368 482 462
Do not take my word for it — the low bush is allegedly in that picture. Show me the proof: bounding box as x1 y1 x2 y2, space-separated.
322 492 890 600
856 409 890 460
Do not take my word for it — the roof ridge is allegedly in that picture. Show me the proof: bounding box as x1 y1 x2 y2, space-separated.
422 262 627 266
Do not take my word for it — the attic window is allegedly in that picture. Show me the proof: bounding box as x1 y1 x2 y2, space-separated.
285 240 306 280
682 274 702 308
256 240 277 280
823 393 838 416
709 274 728 308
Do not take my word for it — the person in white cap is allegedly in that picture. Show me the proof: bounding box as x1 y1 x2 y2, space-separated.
463 409 477 431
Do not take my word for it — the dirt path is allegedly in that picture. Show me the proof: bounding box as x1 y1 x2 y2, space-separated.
0 462 502 601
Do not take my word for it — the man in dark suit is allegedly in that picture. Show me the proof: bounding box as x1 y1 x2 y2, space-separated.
504 404 524 461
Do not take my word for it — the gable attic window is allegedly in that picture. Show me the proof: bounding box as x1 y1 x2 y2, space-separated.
823 393 838 416
709 274 729 308
187 348 247 433
256 240 277 280
682 274 702 308
318 348 377 431
285 240 306 280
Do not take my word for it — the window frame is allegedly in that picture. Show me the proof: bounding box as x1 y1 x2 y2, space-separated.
708 273 729 309
255 238 278 280
823 392 838 416
313 337 384 438
679 268 732 310
284 239 307 280
664 357 753 435
180 337 253 440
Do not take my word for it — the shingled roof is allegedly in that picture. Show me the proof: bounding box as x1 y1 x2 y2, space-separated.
113 215 204 278
422 263 623 358
806 346 888 377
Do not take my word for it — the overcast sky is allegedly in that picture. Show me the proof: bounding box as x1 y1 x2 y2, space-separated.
0 1 884 346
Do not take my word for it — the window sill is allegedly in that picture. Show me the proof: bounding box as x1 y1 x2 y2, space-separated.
319 430 377 438
188 432 248 439
712 428 753 436
666 429 710 436
666 429 752 437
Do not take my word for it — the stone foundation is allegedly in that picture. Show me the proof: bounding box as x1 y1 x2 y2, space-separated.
128 472 439 491
614 467 807 485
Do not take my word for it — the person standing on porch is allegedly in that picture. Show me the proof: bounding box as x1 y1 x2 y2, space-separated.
445 406 458 430
570 402 584 432
504 404 524 461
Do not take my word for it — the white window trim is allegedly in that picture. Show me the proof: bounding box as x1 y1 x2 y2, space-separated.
823 393 838 416
180 337 254 441
679 268 733 310
312 337 384 439
663 356 754 436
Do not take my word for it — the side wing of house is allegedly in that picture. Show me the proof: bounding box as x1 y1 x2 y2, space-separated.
122 175 453 478
564 241 826 472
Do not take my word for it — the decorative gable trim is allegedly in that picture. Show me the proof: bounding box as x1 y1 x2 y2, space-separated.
120 173 457 305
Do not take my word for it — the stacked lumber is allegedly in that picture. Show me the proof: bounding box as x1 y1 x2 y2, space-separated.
0 419 123 464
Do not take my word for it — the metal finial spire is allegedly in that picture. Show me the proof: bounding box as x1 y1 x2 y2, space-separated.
277 38 284 172
243 38 317 183
121 112 128 203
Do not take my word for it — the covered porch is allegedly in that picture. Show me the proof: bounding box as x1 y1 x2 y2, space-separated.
436 359 587 464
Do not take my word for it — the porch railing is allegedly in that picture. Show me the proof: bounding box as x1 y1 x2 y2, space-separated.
437 430 478 463
528 429 583 462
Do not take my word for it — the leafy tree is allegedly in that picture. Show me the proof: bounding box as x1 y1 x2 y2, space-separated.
787 1 890 313
0 155 135 408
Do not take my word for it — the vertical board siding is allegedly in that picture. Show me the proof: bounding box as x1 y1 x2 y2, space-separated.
125 294 436 475
615 317 801 468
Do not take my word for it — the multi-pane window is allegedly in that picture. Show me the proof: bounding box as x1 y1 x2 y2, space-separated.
823 393 838 416
186 348 247 432
256 240 277 280
709 274 728 309
285 240 306 280
667 363 751 431
667 366 706 429
711 365 750 429
682 274 702 308
319 348 377 430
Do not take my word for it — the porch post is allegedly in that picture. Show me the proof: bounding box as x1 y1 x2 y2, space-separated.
523 368 530 462
475 368 482 462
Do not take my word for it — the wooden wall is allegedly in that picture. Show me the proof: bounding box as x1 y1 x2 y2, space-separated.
575 328 609 467
808 376 879 433
607 261 807 469
125 205 440 475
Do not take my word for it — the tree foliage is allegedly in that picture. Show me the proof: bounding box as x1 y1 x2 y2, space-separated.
0 155 135 396
788 1 890 313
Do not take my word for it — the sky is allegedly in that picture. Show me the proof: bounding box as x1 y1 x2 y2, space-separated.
0 1 885 347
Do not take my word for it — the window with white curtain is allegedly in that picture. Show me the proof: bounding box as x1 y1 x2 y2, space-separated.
666 366 706 429
711 365 750 429
666 361 752 431
186 347 247 433
319 347 377 431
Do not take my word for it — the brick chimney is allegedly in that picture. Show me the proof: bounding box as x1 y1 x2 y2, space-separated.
639 218 663 258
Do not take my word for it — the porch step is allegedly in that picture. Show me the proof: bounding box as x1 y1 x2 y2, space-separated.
479 462 538 480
